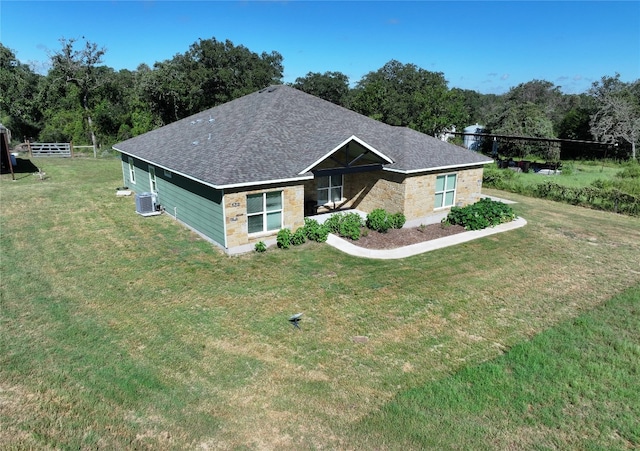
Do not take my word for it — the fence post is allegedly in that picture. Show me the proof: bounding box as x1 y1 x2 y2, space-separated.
70 141 74 158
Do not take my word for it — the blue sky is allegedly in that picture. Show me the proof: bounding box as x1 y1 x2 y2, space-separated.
1 1 638 94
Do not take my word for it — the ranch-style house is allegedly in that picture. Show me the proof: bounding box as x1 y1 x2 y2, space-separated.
113 85 493 254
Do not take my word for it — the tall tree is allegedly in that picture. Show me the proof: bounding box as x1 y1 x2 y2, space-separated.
451 88 501 126
350 60 462 137
484 81 564 159
291 71 350 106
556 94 595 140
0 44 42 140
589 74 640 160
142 38 283 124
486 101 556 159
50 37 106 154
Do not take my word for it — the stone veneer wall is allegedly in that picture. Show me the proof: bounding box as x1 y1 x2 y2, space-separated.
347 171 406 214
301 166 485 222
224 183 305 250
451 166 485 207
221 166 484 252
403 166 485 220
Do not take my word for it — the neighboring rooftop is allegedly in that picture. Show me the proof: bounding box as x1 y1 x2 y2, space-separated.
113 85 492 188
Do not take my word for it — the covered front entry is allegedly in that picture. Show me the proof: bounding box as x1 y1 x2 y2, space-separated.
300 136 394 216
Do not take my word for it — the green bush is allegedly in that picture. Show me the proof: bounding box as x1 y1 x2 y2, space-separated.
482 165 518 190
323 213 343 234
366 208 391 233
302 218 329 242
291 228 307 246
322 212 364 240
254 241 267 253
388 212 406 229
339 213 365 240
444 198 516 231
531 180 640 214
276 228 292 249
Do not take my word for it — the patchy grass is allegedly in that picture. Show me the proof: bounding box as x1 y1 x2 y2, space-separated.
1 158 639 448
348 284 640 449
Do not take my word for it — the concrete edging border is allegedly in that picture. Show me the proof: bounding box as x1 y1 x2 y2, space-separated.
326 217 528 260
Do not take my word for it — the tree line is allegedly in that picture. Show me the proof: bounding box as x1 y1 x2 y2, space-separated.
1 37 638 160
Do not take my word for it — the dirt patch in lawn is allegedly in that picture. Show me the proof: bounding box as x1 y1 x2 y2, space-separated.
350 223 467 250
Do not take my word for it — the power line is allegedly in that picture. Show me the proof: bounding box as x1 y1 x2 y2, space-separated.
451 132 614 146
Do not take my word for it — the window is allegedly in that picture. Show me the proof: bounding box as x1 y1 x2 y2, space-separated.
317 175 343 205
149 166 157 193
163 169 172 178
247 191 283 234
128 157 136 184
435 174 457 208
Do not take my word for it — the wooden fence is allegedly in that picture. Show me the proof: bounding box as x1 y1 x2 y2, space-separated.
29 142 72 157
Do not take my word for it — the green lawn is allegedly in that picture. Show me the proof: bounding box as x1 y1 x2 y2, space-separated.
1 158 639 449
517 161 623 188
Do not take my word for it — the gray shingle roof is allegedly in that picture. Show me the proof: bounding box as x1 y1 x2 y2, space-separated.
113 85 492 188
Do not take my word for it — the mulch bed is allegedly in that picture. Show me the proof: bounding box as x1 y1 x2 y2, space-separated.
349 223 467 250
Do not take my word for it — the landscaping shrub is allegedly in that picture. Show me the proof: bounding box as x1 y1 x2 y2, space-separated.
339 213 365 240
323 213 343 234
291 228 307 246
368 211 407 230
276 228 292 249
443 198 516 230
302 218 329 242
322 212 365 240
388 212 406 229
254 241 267 253
366 208 390 233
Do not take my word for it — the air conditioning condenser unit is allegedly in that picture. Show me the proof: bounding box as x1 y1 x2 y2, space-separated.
135 192 161 216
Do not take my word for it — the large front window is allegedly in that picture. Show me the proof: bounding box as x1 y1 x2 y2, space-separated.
247 191 283 234
435 174 457 208
317 175 343 205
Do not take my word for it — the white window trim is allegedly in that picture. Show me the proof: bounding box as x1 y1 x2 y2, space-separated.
128 157 136 184
149 166 157 193
317 174 344 206
247 191 283 235
435 173 457 209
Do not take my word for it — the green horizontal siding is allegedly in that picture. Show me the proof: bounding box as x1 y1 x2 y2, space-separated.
155 172 225 247
119 154 225 247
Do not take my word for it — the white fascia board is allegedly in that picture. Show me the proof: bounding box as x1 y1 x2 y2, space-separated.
217 175 314 190
297 135 394 175
383 159 494 175
113 147 313 190
113 147 221 190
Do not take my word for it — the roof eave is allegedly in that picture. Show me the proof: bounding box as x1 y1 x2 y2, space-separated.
114 146 314 190
383 159 494 175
